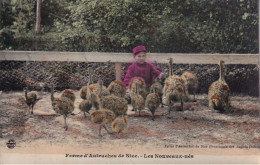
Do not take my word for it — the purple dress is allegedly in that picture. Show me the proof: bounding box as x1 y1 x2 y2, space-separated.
123 61 161 88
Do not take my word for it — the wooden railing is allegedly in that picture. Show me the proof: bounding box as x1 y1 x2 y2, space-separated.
0 51 258 64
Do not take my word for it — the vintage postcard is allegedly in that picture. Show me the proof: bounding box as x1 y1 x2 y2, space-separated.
0 53 259 164
0 0 259 164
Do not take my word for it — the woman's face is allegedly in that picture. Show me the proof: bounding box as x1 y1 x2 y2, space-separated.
134 52 146 64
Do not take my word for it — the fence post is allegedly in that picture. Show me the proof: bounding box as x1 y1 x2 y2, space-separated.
115 63 122 81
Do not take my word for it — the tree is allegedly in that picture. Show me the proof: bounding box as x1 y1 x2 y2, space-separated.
35 0 42 33
0 0 258 53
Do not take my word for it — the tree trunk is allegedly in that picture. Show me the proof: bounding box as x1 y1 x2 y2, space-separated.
35 0 42 33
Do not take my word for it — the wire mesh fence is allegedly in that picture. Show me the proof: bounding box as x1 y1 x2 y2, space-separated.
0 60 259 96
0 61 128 91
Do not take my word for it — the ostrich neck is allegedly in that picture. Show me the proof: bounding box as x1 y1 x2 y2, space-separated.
89 74 93 84
86 84 93 104
219 63 224 81
99 82 103 107
169 60 173 77
24 90 28 100
51 88 54 101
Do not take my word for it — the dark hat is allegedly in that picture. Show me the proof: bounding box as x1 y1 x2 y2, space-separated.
132 45 146 55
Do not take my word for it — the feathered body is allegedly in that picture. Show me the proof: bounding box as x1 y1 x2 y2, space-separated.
90 80 117 136
79 82 93 118
91 109 116 125
61 89 76 102
51 86 75 130
111 115 128 134
51 97 74 115
101 95 128 117
79 86 88 100
129 77 147 99
145 92 160 120
162 58 189 117
149 78 163 107
181 71 198 101
23 87 41 115
88 82 109 110
208 61 231 112
162 75 189 105
90 108 116 136
107 80 126 98
131 93 145 116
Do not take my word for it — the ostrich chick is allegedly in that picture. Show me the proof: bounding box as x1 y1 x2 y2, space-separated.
208 60 231 112
101 95 128 117
129 77 147 100
162 58 189 117
61 89 76 103
145 91 160 120
91 108 116 136
90 80 116 137
111 115 128 134
107 80 126 98
162 77 188 116
149 78 163 107
181 71 198 102
79 82 93 118
51 86 74 130
88 82 109 110
23 87 41 115
79 67 94 100
130 83 145 116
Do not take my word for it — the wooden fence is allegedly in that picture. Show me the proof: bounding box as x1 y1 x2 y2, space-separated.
0 51 259 96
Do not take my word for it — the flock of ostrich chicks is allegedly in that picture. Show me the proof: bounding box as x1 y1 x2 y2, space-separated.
23 58 231 137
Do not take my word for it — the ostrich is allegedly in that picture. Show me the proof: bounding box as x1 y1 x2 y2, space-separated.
181 70 198 102
101 95 128 117
111 115 128 134
149 78 163 107
23 87 41 115
208 60 231 112
80 67 94 100
90 80 116 136
107 80 126 98
145 88 160 120
79 82 93 118
130 83 145 116
129 77 147 100
51 84 74 130
162 58 189 118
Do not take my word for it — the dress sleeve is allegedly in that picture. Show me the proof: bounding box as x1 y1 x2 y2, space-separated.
123 64 134 88
150 63 162 80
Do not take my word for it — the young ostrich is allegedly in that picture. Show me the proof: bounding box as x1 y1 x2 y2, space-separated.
111 115 128 134
129 77 147 100
145 88 160 120
51 85 75 131
149 78 163 107
208 60 231 112
107 80 126 98
61 89 76 103
101 95 128 117
79 82 93 118
90 109 116 136
23 87 41 115
162 58 189 117
90 80 116 136
80 67 94 100
130 83 145 116
88 81 110 110
181 70 198 102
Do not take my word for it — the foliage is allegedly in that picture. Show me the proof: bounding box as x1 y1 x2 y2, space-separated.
0 0 258 53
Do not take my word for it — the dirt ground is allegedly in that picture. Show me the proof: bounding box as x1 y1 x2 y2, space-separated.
0 90 259 163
